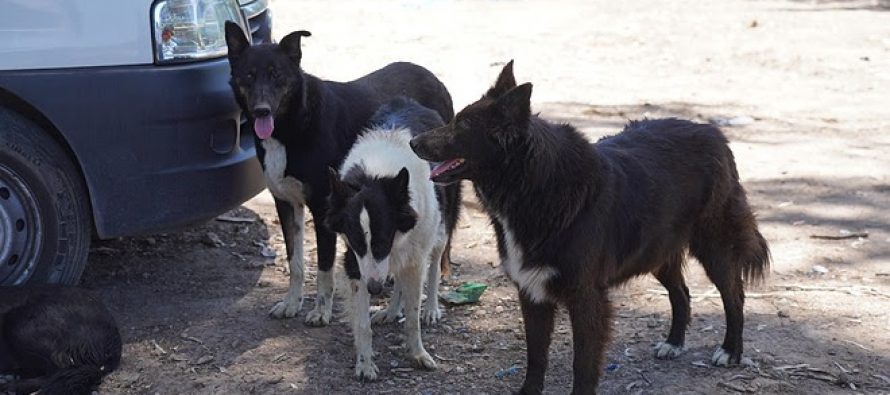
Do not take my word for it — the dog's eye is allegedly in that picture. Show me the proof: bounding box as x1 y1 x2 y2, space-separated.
246 72 255 80
457 120 470 130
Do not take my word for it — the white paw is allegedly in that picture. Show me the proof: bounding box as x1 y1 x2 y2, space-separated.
412 350 437 370
304 306 332 327
711 346 737 366
653 341 685 359
371 309 401 325
354 358 379 381
269 298 303 319
422 305 442 326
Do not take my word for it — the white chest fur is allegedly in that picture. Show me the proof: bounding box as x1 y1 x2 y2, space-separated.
496 215 556 303
261 138 305 206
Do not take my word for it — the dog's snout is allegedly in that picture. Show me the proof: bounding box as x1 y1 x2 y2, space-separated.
410 135 430 157
253 105 272 118
367 278 383 295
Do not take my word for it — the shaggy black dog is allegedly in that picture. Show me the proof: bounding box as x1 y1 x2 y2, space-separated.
1 286 121 395
411 61 770 394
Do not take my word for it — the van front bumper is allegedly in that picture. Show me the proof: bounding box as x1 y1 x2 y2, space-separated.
0 58 264 238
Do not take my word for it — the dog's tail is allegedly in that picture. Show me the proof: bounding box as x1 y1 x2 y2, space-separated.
740 227 771 286
11 365 106 395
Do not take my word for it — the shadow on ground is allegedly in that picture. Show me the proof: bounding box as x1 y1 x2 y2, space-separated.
777 0 890 12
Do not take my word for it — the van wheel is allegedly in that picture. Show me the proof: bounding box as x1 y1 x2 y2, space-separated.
0 107 91 285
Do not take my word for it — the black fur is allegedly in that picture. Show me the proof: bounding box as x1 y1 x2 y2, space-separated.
410 61 770 394
0 286 121 395
224 22 457 296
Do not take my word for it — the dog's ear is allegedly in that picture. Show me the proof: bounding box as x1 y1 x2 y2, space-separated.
326 167 351 232
327 167 354 210
385 168 417 232
495 82 532 123
485 60 517 98
384 168 411 205
279 30 312 65
224 21 250 62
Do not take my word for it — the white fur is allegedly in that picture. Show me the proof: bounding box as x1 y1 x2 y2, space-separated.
654 341 685 359
305 269 334 326
711 346 732 366
339 128 443 378
262 138 304 206
263 138 334 323
356 208 389 283
496 215 556 303
350 280 377 381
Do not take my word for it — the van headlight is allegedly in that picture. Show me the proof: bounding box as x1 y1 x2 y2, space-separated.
152 0 249 63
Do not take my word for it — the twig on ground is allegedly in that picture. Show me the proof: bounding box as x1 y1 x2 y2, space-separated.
691 361 711 369
774 363 809 371
777 284 890 299
272 353 288 363
833 361 849 374
181 335 204 345
625 381 643 391
644 284 890 299
810 233 868 240
718 381 750 393
841 339 872 351
791 370 838 384
151 339 168 355
216 215 257 223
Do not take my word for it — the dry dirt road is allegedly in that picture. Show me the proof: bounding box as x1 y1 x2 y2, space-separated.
81 0 889 393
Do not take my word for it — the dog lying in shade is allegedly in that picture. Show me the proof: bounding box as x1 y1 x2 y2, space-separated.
0 286 121 395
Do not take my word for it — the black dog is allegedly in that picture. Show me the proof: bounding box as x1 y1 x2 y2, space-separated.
0 286 121 395
224 22 458 325
410 61 770 394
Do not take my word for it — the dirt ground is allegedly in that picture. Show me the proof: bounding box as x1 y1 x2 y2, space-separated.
80 0 889 393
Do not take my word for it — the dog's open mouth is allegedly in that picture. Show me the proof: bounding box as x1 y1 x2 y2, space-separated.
254 115 275 139
430 158 466 183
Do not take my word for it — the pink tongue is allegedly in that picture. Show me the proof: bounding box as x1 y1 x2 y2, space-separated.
430 159 461 179
254 116 275 139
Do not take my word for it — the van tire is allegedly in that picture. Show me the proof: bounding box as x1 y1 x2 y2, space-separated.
0 107 91 285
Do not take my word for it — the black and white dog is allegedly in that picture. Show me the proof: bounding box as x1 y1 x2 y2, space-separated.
0 286 121 395
326 97 456 380
224 22 457 325
411 62 770 393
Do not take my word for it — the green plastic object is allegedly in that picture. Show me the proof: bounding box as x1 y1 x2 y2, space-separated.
440 282 488 305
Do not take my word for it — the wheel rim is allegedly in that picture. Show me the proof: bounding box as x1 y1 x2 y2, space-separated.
0 164 43 285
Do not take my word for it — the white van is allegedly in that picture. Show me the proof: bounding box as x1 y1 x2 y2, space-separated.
0 0 271 285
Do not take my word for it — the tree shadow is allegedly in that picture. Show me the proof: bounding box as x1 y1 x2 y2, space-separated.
80 205 281 392
772 0 890 12
746 176 890 264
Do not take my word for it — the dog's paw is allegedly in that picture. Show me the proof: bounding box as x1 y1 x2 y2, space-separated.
653 341 685 359
269 298 303 319
304 307 332 327
422 305 442 326
711 346 741 366
371 309 401 325
411 350 437 370
354 358 379 381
